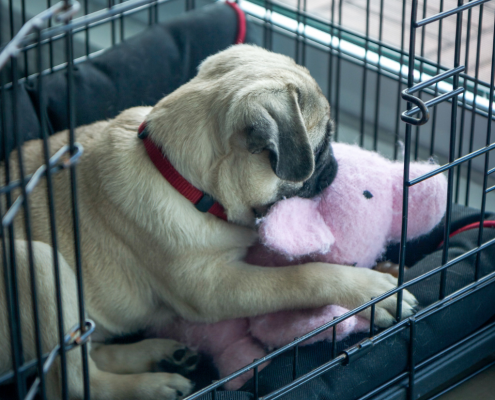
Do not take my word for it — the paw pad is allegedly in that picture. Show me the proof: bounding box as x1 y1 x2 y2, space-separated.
185 355 198 367
173 349 186 361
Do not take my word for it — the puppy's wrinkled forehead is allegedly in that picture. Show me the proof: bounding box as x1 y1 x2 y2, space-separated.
198 44 329 139
197 44 309 79
199 45 322 88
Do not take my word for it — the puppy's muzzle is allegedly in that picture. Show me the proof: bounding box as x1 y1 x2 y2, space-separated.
297 143 338 199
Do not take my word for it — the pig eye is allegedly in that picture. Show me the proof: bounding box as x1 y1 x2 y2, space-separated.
363 190 373 199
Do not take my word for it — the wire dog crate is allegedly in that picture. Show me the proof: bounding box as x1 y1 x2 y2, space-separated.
0 0 494 400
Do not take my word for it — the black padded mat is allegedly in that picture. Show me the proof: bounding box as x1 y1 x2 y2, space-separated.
0 81 41 160
0 1 261 160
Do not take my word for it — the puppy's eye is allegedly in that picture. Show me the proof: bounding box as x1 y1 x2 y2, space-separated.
363 190 373 199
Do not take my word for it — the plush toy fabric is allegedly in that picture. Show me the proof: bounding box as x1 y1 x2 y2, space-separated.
158 143 447 389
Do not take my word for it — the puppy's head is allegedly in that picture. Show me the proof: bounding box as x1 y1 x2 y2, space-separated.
148 45 337 226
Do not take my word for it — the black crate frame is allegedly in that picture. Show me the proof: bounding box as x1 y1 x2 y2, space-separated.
0 2 91 400
0 0 494 399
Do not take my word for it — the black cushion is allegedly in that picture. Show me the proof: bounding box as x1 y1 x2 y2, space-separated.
30 2 251 133
0 80 41 159
0 2 260 159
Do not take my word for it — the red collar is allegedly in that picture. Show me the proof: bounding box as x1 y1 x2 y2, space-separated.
138 122 227 221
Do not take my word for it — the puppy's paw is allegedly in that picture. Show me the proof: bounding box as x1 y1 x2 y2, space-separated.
373 261 409 279
153 343 199 375
146 339 200 374
91 338 199 375
339 267 418 328
138 372 194 399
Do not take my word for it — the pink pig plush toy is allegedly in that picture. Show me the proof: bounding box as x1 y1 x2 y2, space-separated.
158 143 447 389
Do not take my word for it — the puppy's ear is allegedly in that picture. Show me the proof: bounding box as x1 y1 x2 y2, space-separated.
246 89 314 182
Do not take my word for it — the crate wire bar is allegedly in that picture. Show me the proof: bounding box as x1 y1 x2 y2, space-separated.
188 0 495 398
0 1 93 400
1 0 495 399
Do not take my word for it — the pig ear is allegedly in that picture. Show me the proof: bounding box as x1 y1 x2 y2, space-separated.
258 197 335 257
390 162 447 240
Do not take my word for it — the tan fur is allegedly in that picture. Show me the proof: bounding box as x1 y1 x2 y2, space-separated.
0 45 416 399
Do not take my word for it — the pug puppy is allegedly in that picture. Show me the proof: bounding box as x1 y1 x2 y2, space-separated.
0 44 417 400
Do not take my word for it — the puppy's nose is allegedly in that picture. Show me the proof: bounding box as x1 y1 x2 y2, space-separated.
317 155 338 192
317 171 334 191
297 152 338 198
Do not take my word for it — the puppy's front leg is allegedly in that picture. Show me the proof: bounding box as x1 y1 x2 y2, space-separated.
171 261 418 328
90 339 199 375
85 357 194 400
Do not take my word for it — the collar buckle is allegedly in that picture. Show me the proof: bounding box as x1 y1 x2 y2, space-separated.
195 193 216 213
138 121 149 139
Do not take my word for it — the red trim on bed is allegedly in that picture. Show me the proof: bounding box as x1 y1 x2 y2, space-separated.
437 220 495 248
227 1 246 44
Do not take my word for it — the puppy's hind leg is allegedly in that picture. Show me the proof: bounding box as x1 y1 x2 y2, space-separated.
0 241 193 400
56 344 195 400
33 243 194 400
0 240 85 399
